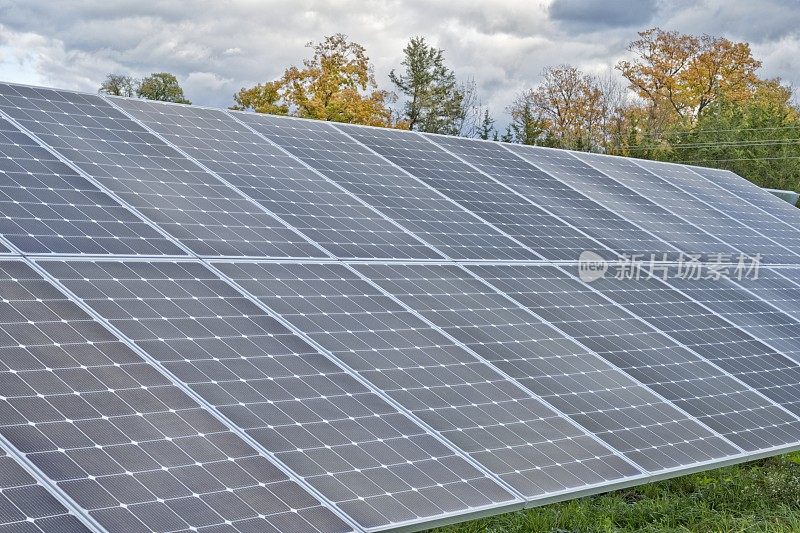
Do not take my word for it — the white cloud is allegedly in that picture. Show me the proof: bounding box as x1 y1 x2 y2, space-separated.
0 0 797 126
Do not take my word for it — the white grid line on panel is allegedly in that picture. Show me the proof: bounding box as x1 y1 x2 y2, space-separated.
102 96 335 260
505 144 732 259
572 263 800 429
341 263 644 474
581 152 800 263
455 265 751 457
0 109 190 259
327 124 539 261
419 132 642 261
197 260 528 530
0 418 107 532
222 110 448 260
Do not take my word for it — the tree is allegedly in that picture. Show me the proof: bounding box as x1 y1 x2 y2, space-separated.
99 74 136 97
231 81 288 115
233 34 394 127
390 36 474 135
478 110 495 140
509 65 608 150
660 79 800 190
617 28 761 132
136 73 191 104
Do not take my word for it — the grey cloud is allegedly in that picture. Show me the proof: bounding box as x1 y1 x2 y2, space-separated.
549 0 658 31
0 0 797 125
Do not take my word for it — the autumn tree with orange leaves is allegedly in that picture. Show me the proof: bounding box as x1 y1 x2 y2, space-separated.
232 34 396 127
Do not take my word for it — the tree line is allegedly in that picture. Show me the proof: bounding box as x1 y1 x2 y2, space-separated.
99 28 800 192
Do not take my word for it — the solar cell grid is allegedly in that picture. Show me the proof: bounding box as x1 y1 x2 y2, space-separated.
0 83 322 258
0 115 181 256
0 259 350 533
217 261 640 499
427 134 672 260
589 272 800 422
627 159 800 263
238 114 536 260
664 269 800 366
112 99 438 261
0 445 90 533
354 262 748 469
688 165 800 230
575 153 799 265
1 80 800 532
729 268 800 322
338 126 615 261
505 145 739 261
43 259 516 530
467 264 800 454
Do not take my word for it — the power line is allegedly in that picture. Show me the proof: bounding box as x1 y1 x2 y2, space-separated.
626 138 800 151
677 154 800 163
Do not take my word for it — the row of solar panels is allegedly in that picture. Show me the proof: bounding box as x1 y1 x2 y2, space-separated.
0 82 799 533
0 83 799 264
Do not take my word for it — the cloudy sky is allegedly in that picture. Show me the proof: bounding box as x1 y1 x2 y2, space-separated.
1 0 798 126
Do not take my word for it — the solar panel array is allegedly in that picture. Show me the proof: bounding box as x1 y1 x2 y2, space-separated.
0 81 799 532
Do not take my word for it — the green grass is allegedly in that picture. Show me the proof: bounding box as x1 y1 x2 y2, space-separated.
428 452 800 533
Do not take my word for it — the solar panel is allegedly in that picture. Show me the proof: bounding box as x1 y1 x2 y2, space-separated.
238 114 537 260
468 264 800 453
423 134 671 260
43 259 517 530
663 268 800 364
0 444 90 532
338 126 618 261
216 262 640 495
687 165 800 229
112 99 439 261
505 145 741 261
586 271 800 419
574 153 799 264
0 84 323 258
0 116 182 256
1 81 800 531
0 259 351 533
353 263 749 465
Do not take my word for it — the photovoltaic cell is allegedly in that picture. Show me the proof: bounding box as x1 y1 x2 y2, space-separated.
43 259 514 530
238 114 536 260
586 272 800 426
354 263 741 469
727 268 800 322
112 99 438 261
338 125 611 261
217 262 639 498
426 135 669 260
574 153 799 265
688 165 800 231
466 264 791 454
0 259 351 533
0 446 90 533
1 80 800 531
505 145 739 260
625 158 800 264
0 116 181 256
0 83 322 258
665 269 800 365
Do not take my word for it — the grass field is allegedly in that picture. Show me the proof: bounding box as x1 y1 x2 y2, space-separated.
429 453 800 533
